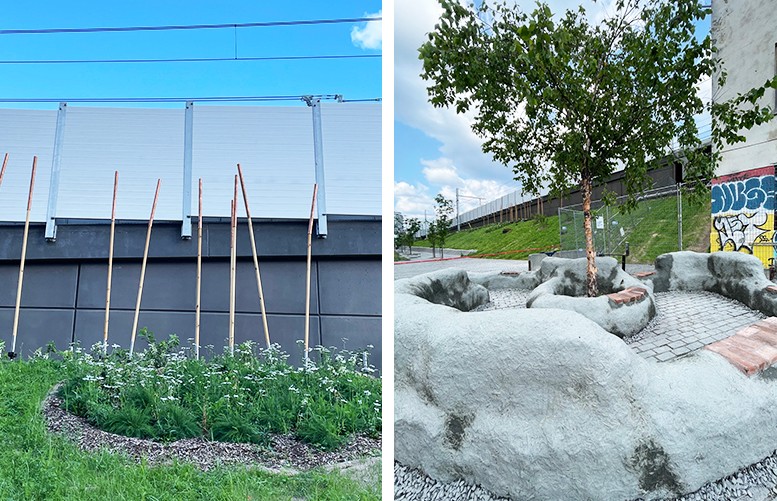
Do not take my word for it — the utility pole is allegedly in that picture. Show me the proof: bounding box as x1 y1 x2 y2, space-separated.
456 190 485 230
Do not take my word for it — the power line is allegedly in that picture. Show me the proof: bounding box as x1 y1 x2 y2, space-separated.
0 54 381 65
0 94 347 103
0 17 381 35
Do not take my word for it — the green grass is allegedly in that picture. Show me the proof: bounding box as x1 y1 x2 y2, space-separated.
0 359 380 501
416 217 561 260
414 195 711 264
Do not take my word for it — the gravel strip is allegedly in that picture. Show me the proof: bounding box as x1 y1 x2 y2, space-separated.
473 289 532 311
397 449 777 501
42 384 380 473
394 462 510 500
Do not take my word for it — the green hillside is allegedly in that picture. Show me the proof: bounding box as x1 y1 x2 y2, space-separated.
414 195 711 264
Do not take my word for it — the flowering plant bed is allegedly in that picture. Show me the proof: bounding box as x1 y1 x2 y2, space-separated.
57 331 381 452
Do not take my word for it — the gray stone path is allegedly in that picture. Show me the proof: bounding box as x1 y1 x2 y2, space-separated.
626 291 766 362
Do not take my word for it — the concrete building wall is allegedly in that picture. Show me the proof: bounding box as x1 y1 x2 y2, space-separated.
712 0 777 177
0 219 382 369
711 0 777 266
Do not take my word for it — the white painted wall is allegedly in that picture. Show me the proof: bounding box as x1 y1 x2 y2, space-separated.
713 0 777 176
0 109 56 222
0 103 381 222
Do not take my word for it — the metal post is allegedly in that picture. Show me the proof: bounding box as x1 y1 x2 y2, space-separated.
456 188 460 231
181 101 194 239
307 98 328 237
45 102 67 241
677 183 683 251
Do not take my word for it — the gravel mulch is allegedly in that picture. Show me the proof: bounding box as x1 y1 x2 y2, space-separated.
42 384 381 474
396 449 777 501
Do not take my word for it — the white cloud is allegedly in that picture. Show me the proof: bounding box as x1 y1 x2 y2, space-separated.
395 158 517 221
351 10 382 50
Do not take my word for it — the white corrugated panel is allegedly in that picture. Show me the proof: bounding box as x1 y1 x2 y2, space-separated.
57 107 184 221
0 109 56 222
320 103 381 216
191 105 315 219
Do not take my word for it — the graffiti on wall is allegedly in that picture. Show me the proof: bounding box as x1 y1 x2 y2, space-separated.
710 166 775 267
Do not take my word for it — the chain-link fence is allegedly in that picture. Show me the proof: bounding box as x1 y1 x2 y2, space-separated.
558 183 712 264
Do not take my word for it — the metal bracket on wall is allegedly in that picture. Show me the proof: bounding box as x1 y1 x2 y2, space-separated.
181 101 194 239
303 96 329 238
45 102 68 241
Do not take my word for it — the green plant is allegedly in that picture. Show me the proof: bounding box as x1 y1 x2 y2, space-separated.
103 406 154 439
58 335 381 450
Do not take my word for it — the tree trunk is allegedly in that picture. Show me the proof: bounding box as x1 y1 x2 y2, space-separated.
582 174 598 297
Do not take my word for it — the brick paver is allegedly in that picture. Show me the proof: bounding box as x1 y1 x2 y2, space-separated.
705 318 777 375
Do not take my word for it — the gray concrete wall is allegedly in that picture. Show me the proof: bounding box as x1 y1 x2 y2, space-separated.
0 218 382 368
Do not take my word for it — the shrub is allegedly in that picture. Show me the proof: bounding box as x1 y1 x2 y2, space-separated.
58 335 381 450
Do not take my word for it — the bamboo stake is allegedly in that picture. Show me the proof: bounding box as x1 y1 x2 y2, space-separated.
229 177 237 356
304 184 318 364
102 171 118 355
0 153 9 190
10 156 37 358
129 179 161 357
194 178 203 359
236 164 271 348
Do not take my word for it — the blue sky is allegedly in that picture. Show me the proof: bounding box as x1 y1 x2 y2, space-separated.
0 1 382 109
395 0 711 221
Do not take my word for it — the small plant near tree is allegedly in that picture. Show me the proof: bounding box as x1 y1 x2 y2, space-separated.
428 194 454 258
403 217 422 254
420 0 777 296
58 333 381 451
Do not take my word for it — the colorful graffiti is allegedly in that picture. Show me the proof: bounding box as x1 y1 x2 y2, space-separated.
711 166 775 267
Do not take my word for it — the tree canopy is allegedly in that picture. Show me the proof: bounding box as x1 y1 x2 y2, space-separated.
420 0 777 295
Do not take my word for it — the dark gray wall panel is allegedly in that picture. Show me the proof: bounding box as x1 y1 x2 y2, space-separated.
78 262 197 311
0 220 379 263
0 221 379 369
199 260 319 315
0 263 77 308
318 260 381 315
198 313 320 363
0 308 75 355
320 316 382 369
74 309 192 352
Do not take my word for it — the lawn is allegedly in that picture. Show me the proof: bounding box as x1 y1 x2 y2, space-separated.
412 194 711 264
0 351 381 501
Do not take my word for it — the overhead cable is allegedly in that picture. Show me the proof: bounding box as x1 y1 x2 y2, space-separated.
0 54 381 65
0 17 381 35
0 94 345 103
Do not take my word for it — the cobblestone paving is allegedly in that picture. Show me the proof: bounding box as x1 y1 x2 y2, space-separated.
625 291 767 362
459 286 767 363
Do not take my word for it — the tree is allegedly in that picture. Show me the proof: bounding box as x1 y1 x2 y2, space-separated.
429 194 454 258
420 0 777 296
394 212 406 250
404 217 422 254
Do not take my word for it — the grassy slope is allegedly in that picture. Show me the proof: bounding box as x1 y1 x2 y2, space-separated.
414 196 711 264
0 360 380 501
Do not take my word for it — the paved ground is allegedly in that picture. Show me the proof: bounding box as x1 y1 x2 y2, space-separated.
627 291 766 362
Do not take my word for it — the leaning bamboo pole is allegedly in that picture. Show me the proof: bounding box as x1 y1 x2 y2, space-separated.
0 153 9 190
129 179 161 357
304 184 318 364
229 177 237 356
10 156 37 358
102 171 118 355
194 178 203 359
236 164 271 348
